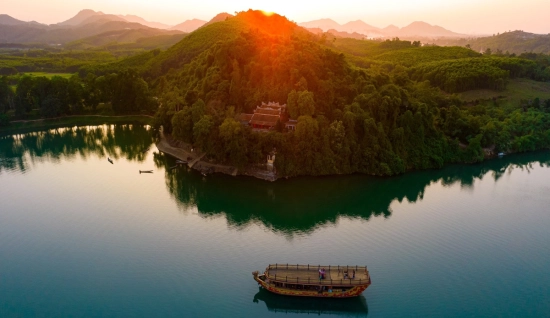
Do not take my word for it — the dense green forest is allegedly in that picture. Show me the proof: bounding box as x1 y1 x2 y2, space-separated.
142 11 550 176
2 10 550 178
0 70 155 123
0 50 117 75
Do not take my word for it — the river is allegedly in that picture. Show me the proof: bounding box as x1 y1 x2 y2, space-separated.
1 124 549 317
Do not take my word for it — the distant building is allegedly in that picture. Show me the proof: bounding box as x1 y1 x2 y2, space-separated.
285 119 297 131
239 102 289 130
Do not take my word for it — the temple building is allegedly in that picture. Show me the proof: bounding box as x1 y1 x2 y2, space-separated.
238 102 289 130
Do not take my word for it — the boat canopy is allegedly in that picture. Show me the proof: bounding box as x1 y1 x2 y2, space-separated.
265 264 371 286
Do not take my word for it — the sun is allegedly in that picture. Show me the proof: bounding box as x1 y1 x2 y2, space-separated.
260 10 275 16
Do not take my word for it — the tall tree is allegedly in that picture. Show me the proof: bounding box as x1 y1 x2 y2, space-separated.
0 77 14 113
14 75 34 117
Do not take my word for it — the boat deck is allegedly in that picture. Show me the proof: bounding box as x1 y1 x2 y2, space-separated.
265 264 370 286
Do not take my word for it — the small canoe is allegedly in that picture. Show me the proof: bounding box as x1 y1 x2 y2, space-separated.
253 264 371 298
107 158 113 164
139 170 153 173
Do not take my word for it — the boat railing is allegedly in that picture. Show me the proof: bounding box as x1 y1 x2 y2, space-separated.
266 264 371 286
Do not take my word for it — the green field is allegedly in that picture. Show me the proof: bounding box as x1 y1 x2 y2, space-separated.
459 78 550 104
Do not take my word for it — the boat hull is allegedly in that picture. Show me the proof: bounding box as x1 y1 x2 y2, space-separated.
254 274 368 298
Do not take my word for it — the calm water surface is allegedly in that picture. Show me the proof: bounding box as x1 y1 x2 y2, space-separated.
1 125 549 317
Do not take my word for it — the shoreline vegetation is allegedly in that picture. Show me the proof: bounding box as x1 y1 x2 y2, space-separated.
156 127 277 181
0 115 153 135
0 116 543 182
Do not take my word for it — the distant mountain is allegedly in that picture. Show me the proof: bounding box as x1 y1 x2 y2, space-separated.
382 25 399 33
304 27 323 35
397 21 461 38
57 10 172 29
299 18 464 39
56 9 118 26
300 19 382 37
326 29 366 40
118 14 171 30
201 13 234 28
0 20 170 44
299 19 342 32
342 20 379 33
0 14 45 27
78 14 127 26
65 28 185 50
171 19 206 32
0 14 29 26
0 9 190 45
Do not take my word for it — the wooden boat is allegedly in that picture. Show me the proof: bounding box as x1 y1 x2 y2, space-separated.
139 170 153 173
253 288 369 315
253 264 371 298
107 158 113 164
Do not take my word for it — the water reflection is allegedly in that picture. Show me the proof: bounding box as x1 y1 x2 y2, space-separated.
253 288 368 316
158 150 550 234
0 125 155 173
2 125 550 236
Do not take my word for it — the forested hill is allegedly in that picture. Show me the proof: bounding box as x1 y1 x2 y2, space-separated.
144 10 308 80
108 9 545 178
10 10 550 179
470 31 550 54
434 31 550 55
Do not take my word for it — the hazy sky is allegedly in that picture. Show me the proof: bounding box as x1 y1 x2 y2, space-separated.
2 0 549 34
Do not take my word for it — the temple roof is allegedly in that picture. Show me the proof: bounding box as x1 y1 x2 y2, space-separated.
238 113 254 122
250 113 280 127
255 108 281 116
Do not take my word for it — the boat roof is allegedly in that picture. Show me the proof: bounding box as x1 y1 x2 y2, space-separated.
265 264 371 286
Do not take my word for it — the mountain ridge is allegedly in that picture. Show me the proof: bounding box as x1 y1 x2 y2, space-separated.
201 12 234 28
399 21 460 37
299 18 342 32
0 14 45 27
56 9 115 26
118 14 172 30
170 19 207 32
299 18 464 38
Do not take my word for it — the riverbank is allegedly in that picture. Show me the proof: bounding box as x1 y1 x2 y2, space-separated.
0 115 154 135
156 128 277 181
